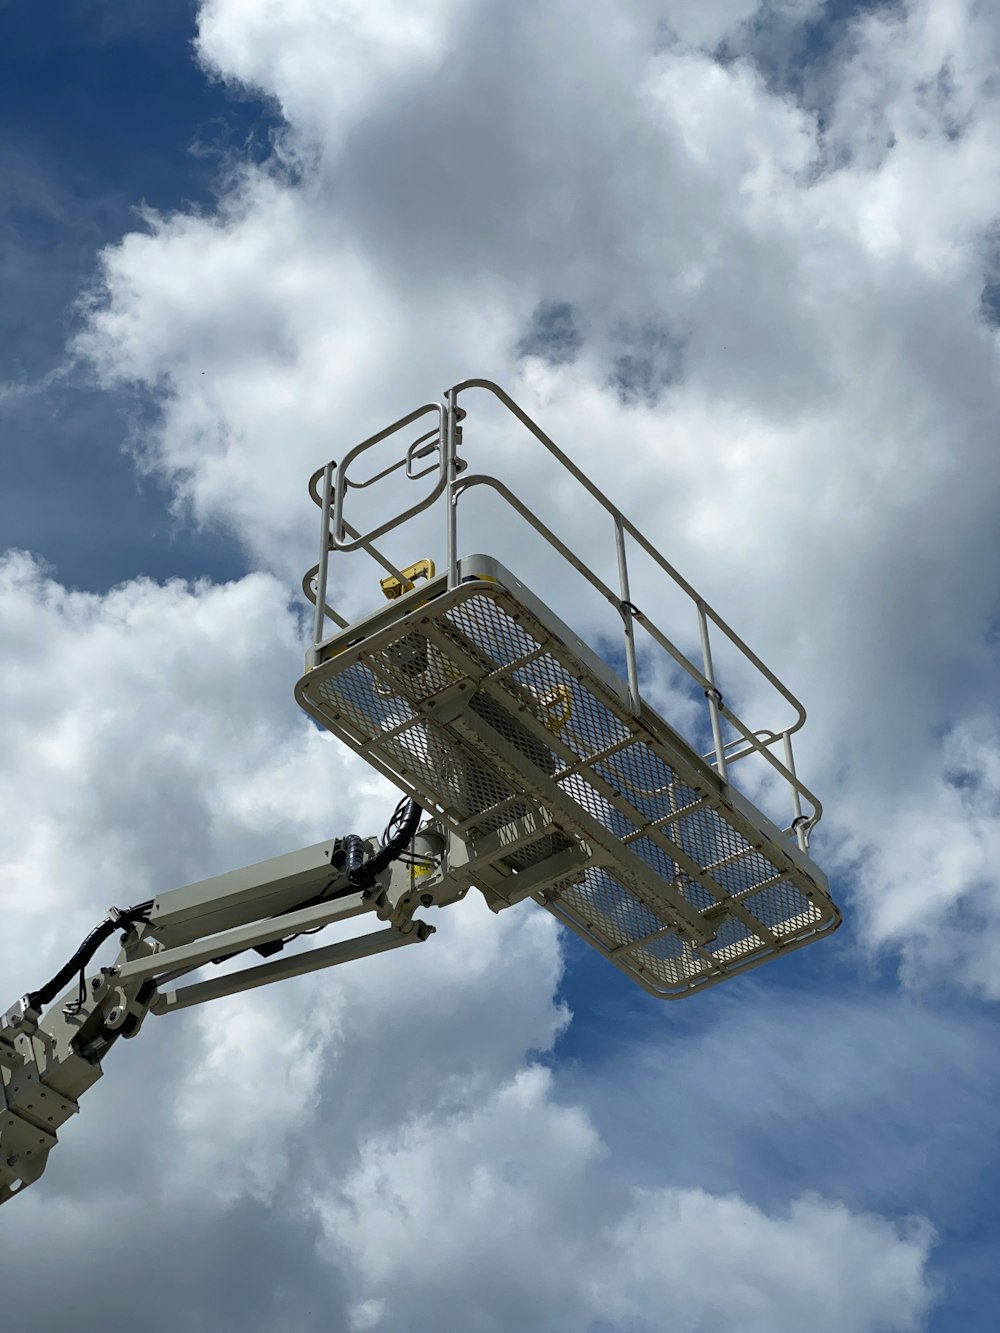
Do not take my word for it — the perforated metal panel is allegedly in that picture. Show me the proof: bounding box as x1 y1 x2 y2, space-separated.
296 574 839 998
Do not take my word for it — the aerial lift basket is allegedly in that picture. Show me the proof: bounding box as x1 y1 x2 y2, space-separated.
296 380 839 998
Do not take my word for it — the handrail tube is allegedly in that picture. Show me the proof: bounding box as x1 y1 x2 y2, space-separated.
449 379 807 735
406 427 443 480
627 519 807 735
344 427 443 491
452 473 817 820
346 453 410 492
697 601 729 781
454 474 628 619
631 610 820 821
301 564 350 630
308 519 418 642
339 520 417 600
305 380 822 837
307 415 443 509
312 463 334 648
332 480 449 552
336 402 444 487
703 729 780 765
445 391 460 588
716 705 822 827
455 474 757 729
783 730 809 849
613 514 641 715
308 462 330 508
333 403 446 550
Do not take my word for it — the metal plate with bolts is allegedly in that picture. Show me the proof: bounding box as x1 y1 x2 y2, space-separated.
296 559 840 998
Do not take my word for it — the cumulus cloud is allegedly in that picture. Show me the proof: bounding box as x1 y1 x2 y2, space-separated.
196 0 462 148
0 550 371 985
318 1064 935 1333
860 717 1000 995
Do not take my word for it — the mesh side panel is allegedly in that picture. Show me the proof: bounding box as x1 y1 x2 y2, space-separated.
558 771 619 827
444 596 627 761
314 662 413 736
742 881 822 934
442 595 538 667
673 804 752 873
631 930 696 986
711 848 780 896
597 743 699 822
565 700 632 761
467 690 560 780
636 932 688 963
376 720 456 795
299 581 837 998
705 915 759 964
516 668 631 761
548 864 748 989
629 835 677 887
630 837 716 914
555 866 665 949
369 634 457 697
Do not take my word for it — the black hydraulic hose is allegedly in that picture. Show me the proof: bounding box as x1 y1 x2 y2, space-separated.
349 798 422 889
343 834 366 883
26 798 424 1008
26 901 153 1011
27 919 115 1011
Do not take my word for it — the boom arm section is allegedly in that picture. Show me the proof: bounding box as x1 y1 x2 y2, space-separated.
0 808 468 1207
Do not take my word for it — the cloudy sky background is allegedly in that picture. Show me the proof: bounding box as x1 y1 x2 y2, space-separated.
4 1 1000 1328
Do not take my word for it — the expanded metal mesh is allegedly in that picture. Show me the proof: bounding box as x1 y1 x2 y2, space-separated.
299 584 837 997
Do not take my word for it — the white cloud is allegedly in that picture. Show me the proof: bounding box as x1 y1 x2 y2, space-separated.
857 716 1000 996
604 1190 933 1333
0 551 373 989
318 1063 935 1333
197 0 461 148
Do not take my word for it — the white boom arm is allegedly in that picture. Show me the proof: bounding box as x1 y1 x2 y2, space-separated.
0 810 476 1207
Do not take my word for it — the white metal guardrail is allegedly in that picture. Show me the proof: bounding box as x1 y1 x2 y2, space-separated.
304 379 821 851
297 381 839 998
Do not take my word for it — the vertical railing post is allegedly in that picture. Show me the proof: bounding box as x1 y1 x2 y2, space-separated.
783 731 808 850
613 515 641 716
697 603 728 782
312 462 334 654
445 392 459 589
331 452 348 548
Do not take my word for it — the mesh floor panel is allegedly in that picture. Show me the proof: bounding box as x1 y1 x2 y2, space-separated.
297 580 839 997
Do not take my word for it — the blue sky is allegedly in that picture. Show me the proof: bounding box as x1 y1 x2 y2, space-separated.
4 3 1000 1331
1 0 262 589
